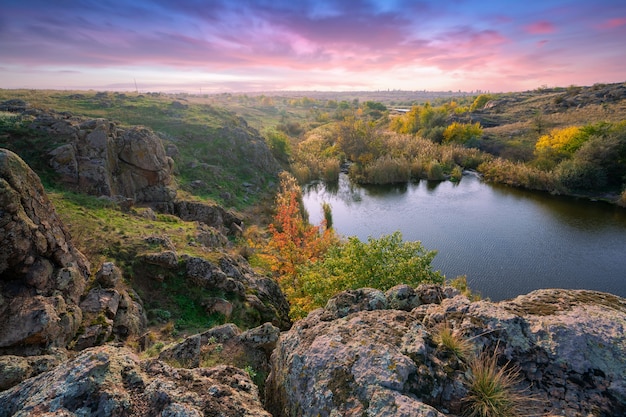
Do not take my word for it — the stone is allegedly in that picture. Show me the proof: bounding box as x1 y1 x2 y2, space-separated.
0 345 271 416
266 288 626 417
203 297 234 318
79 288 121 319
159 334 202 368
95 261 122 288
42 113 177 203
386 284 420 311
142 250 179 269
320 287 388 320
238 322 280 354
0 351 66 390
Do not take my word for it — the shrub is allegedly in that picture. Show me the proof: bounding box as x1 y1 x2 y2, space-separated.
450 166 463 182
443 122 483 145
470 94 493 112
555 159 607 191
289 232 443 319
265 129 291 163
427 161 445 181
478 158 557 192
363 156 411 184
320 158 340 183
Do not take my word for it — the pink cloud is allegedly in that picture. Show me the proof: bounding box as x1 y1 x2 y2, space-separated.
597 17 626 29
524 21 556 35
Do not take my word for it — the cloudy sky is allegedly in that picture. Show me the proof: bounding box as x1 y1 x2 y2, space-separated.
2 0 625 92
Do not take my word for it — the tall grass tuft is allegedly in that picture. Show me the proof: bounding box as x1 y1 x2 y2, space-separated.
432 321 474 362
464 350 527 417
363 156 411 184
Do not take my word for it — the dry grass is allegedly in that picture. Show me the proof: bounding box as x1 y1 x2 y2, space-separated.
432 321 475 361
464 350 528 417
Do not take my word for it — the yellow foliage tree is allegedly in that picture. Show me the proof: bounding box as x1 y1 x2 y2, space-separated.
535 126 583 154
443 122 483 144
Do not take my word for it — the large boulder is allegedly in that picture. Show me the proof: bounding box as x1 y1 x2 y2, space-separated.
183 254 291 330
0 149 90 354
73 262 147 351
266 287 626 417
0 345 271 416
26 109 178 203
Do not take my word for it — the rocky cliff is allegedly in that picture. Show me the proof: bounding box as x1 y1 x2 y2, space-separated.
0 345 271 417
0 148 90 355
266 286 626 417
1 100 176 203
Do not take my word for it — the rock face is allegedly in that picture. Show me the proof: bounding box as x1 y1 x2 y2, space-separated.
157 322 280 386
0 149 90 354
0 345 271 417
72 263 147 351
0 103 178 203
266 286 626 417
45 117 176 203
154 199 243 237
182 254 291 330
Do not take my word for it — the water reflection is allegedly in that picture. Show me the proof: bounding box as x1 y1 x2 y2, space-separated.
302 174 626 301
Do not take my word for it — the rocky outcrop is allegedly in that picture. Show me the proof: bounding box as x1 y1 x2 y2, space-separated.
154 199 243 236
73 262 147 351
0 345 270 416
183 254 291 330
46 118 177 203
266 286 626 417
0 149 90 355
158 322 279 368
0 103 176 203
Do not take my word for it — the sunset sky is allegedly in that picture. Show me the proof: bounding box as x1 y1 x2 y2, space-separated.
2 0 625 93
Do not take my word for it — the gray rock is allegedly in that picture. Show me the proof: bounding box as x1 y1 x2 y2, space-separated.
267 287 626 417
43 115 177 203
95 261 122 288
0 345 271 416
203 297 234 318
80 288 121 319
0 150 89 353
142 250 179 269
159 334 202 368
239 322 280 353
386 284 420 311
320 287 388 320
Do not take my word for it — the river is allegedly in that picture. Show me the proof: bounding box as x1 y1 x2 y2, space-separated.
302 173 626 301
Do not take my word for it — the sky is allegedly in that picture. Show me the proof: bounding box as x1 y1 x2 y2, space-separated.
1 0 626 93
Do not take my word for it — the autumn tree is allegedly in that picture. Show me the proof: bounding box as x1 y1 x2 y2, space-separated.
336 117 381 164
265 172 336 299
443 122 483 145
469 94 493 111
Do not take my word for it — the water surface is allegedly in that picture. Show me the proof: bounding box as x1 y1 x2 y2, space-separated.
303 174 626 301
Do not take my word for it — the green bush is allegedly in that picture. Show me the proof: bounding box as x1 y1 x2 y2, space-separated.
294 232 443 316
555 159 607 191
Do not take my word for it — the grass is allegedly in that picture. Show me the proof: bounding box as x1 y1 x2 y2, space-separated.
432 321 475 362
0 89 286 209
464 350 527 417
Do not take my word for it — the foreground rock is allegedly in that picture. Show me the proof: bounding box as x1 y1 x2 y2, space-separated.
0 345 270 416
0 149 90 355
266 286 626 417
